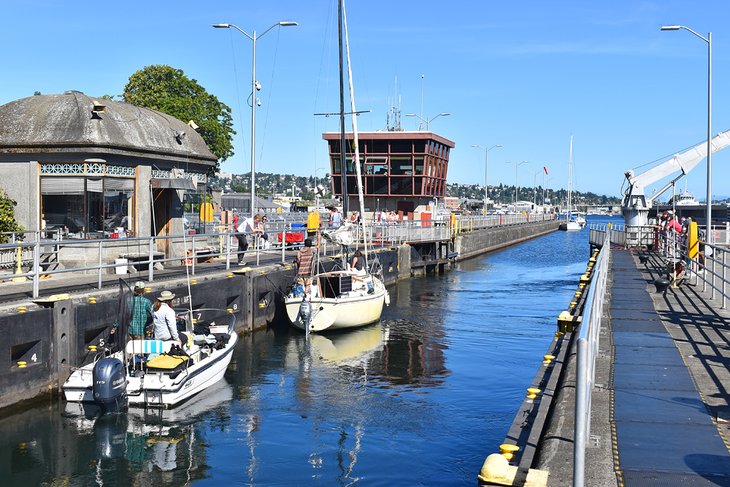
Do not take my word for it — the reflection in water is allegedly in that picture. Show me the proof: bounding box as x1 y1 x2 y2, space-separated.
0 216 615 485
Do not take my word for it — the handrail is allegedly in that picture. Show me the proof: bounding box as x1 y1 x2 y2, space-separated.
573 227 611 487
0 214 556 299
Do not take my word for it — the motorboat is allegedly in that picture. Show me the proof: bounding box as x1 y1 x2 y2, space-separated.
63 299 237 409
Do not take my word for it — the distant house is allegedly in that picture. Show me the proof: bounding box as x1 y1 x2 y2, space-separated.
0 91 216 254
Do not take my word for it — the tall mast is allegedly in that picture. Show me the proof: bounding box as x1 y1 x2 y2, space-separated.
568 135 573 220
338 0 348 216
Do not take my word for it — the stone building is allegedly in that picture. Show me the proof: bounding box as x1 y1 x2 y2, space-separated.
0 91 216 257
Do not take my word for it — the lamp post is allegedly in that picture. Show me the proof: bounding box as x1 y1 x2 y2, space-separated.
506 161 528 208
472 144 502 214
213 21 298 218
404 112 450 131
661 24 712 243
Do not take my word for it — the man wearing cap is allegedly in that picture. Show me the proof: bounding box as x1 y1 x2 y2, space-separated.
111 281 152 340
152 290 181 344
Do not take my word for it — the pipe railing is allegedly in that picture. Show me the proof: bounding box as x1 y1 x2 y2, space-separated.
573 227 611 487
0 214 556 299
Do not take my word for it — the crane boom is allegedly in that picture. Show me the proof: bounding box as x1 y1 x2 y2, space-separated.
622 129 730 226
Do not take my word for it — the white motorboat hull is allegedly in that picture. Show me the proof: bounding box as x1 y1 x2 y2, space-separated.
285 275 388 332
63 332 238 409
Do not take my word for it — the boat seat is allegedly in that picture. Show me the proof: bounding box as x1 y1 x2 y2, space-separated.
125 339 172 355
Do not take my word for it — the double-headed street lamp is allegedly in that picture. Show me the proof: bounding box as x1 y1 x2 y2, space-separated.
506 160 528 207
661 24 712 244
213 21 298 218
404 112 450 131
472 144 502 214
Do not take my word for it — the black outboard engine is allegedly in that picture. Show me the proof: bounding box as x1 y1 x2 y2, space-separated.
92 357 128 412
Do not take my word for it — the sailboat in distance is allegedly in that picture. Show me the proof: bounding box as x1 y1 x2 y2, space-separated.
559 136 583 231
285 0 389 333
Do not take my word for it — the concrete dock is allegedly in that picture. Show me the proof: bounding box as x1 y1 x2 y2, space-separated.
536 249 730 486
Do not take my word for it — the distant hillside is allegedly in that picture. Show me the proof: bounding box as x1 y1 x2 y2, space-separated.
211 172 621 206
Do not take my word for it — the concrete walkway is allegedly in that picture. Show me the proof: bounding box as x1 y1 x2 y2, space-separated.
612 250 730 485
536 249 730 486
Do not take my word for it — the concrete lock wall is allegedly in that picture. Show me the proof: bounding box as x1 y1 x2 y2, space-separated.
454 221 560 261
0 224 557 411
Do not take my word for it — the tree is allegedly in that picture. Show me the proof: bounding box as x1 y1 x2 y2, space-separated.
123 65 235 169
0 190 23 243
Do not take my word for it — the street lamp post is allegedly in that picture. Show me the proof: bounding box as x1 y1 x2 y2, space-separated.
506 161 528 208
404 112 450 131
214 21 298 218
472 144 502 214
661 24 712 244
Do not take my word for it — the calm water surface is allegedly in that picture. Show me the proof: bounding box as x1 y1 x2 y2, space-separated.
1 216 617 486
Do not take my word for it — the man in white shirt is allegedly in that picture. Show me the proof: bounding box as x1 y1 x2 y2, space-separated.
236 214 261 264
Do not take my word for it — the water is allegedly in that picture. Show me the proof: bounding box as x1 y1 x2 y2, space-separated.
0 216 619 486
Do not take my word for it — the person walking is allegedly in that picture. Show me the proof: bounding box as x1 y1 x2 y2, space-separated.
236 214 261 265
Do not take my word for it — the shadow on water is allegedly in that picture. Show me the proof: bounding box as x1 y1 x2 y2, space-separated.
0 215 621 486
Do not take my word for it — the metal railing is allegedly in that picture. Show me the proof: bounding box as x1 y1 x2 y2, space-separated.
0 214 556 299
601 221 730 309
573 227 611 487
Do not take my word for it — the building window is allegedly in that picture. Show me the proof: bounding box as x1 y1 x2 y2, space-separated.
41 177 134 238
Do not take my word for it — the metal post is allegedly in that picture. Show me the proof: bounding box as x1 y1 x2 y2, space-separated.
573 337 587 487
32 241 40 298
226 230 231 270
250 30 257 219
281 231 286 263
707 31 713 246
148 237 155 282
722 249 726 309
191 236 196 275
97 240 103 290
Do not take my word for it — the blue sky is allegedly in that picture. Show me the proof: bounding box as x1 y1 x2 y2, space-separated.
3 0 730 200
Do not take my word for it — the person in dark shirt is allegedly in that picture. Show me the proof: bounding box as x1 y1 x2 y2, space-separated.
294 238 317 294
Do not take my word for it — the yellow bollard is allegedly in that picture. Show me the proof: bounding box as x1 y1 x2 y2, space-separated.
499 443 520 461
191 279 197 285
11 246 27 283
227 308 234 314
17 361 27 368
88 297 97 304
17 306 27 313
527 387 541 399
543 354 556 365
88 345 97 352
227 273 234 278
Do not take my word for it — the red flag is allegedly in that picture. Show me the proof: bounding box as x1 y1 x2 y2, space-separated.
543 166 548 175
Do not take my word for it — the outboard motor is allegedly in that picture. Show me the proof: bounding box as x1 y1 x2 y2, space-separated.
92 357 127 412
298 299 312 333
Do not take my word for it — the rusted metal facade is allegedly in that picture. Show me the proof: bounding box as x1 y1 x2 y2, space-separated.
322 131 455 202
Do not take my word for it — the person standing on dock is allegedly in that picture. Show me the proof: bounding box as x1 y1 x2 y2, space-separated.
236 214 261 265
329 207 342 229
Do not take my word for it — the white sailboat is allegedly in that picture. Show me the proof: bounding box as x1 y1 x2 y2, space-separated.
285 0 389 333
559 136 583 231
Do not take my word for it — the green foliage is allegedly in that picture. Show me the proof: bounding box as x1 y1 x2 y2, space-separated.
123 65 235 169
0 190 24 243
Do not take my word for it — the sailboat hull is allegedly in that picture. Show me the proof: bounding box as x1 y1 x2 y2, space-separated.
285 274 388 332
559 221 582 231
